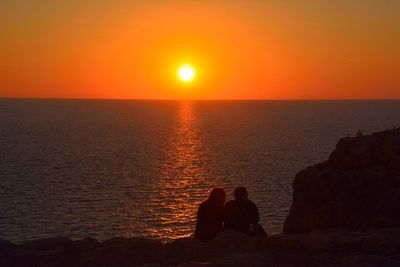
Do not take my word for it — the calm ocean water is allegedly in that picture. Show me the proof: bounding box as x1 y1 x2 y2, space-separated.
1 99 400 243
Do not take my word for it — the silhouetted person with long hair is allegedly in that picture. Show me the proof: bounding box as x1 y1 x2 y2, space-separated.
195 188 226 241
224 187 267 237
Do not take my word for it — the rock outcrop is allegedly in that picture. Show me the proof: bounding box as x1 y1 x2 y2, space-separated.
284 128 400 234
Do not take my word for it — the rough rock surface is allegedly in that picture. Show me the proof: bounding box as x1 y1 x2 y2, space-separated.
284 128 400 234
2 229 400 266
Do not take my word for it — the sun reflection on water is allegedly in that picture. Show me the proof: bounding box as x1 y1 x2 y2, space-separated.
147 101 214 240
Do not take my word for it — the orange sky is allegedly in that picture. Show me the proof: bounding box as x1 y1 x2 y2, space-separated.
1 1 399 99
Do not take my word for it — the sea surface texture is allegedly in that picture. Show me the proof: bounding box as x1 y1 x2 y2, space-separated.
1 100 399 243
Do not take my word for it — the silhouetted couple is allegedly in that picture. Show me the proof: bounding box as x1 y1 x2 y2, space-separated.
195 187 267 242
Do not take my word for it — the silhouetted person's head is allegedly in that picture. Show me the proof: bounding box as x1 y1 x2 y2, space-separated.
208 188 226 206
234 187 248 201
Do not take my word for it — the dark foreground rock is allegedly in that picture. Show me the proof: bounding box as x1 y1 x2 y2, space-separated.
284 128 400 234
2 229 400 266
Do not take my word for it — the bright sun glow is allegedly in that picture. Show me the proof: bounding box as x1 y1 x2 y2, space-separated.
177 64 196 83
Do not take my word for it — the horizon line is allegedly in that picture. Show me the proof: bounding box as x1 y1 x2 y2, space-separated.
1 97 400 101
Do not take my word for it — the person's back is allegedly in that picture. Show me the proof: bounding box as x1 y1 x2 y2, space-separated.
224 199 259 234
195 188 226 241
224 187 266 237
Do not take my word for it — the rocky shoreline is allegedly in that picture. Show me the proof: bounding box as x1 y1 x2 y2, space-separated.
2 128 400 266
1 228 400 266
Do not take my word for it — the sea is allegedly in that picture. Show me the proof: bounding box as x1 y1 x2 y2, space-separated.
1 99 400 243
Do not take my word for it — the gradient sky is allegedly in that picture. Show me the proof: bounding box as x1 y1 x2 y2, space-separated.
1 0 399 99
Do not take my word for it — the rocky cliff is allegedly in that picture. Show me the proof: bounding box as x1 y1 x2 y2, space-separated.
284 128 400 234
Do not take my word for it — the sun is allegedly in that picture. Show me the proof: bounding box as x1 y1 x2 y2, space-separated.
177 64 196 83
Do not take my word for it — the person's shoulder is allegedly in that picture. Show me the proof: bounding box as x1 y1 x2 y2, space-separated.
224 200 236 207
246 199 258 208
199 200 209 208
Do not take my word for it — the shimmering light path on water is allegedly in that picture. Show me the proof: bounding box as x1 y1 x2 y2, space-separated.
145 102 213 239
